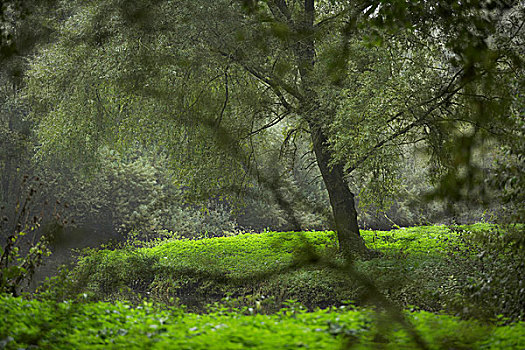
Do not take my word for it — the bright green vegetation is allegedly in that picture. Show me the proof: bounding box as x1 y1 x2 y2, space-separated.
1 294 524 349
1 1 523 348
45 224 523 322
3 223 524 349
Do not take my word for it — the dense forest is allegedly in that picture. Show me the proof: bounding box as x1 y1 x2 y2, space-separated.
1 0 524 348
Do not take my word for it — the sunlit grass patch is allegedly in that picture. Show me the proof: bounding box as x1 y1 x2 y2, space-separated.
1 295 523 349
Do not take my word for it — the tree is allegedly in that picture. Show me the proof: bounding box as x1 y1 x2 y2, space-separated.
1 0 56 232
26 0 522 257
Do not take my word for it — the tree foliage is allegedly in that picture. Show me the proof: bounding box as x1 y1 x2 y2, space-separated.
21 0 525 256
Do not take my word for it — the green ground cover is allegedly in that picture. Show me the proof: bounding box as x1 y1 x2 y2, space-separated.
3 223 523 349
42 223 517 318
1 294 524 349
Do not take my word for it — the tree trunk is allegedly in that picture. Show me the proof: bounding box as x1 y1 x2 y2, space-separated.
309 122 369 257
292 0 371 258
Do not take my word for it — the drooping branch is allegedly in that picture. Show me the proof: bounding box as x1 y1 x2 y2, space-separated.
346 79 469 174
217 49 303 110
215 68 229 127
242 111 290 139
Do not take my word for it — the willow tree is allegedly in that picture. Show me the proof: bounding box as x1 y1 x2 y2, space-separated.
26 0 520 257
1 0 56 221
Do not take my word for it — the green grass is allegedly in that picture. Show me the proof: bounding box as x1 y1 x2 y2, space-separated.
4 223 523 349
1 294 523 349
43 223 503 314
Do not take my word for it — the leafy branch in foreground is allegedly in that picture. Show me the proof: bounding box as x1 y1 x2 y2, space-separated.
0 176 52 295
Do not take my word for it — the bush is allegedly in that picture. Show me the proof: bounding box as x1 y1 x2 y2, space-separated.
444 225 525 322
0 180 52 296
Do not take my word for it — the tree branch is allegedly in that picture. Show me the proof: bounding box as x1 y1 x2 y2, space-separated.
242 111 290 139
217 49 303 110
346 80 467 174
215 68 229 127
267 0 294 27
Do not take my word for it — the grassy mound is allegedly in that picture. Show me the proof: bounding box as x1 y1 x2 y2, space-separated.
1 295 523 349
41 223 520 318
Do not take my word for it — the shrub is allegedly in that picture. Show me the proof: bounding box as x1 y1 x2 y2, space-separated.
0 179 52 296
445 225 525 322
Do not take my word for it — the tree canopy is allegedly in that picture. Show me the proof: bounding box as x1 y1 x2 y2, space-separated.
20 0 525 256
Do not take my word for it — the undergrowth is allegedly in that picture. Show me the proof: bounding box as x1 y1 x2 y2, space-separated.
36 224 524 322
1 294 524 349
